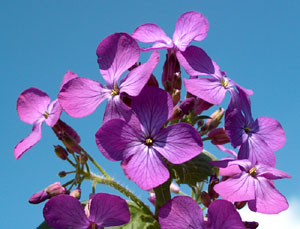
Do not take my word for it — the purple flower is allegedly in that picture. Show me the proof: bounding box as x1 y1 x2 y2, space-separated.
225 88 286 166
182 55 253 105
29 182 66 204
14 88 62 159
158 196 244 229
58 33 159 123
43 193 130 228
95 86 203 190
212 159 291 214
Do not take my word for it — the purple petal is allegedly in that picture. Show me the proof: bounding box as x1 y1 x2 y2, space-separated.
248 177 289 214
89 193 130 227
256 164 291 180
238 134 276 167
132 23 173 50
176 46 215 76
43 194 90 229
97 33 140 87
14 118 44 160
120 51 160 96
214 172 255 202
173 11 209 51
207 199 244 229
131 86 173 136
95 119 140 161
158 196 205 229
210 159 242 177
184 77 227 105
124 147 169 190
256 117 286 151
44 99 62 127
58 77 110 118
103 95 132 123
153 123 203 164
17 87 50 124
59 70 78 91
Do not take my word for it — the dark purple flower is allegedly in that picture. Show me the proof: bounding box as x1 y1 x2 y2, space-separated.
212 159 291 214
225 88 286 166
95 86 203 190
58 33 159 123
43 193 130 228
158 196 244 229
14 88 62 159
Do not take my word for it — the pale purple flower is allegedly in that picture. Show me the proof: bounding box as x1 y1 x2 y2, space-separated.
212 159 291 214
158 196 244 229
43 193 130 228
58 33 159 123
14 88 62 159
95 86 203 190
225 88 286 166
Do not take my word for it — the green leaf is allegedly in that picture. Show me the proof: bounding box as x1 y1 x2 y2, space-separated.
37 221 52 229
153 178 171 216
169 150 218 186
107 202 160 229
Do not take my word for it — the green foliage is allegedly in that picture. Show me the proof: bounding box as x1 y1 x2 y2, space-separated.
37 221 52 229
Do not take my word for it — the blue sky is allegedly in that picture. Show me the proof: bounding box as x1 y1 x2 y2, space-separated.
1 1 300 228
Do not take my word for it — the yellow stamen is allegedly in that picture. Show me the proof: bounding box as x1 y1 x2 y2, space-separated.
111 84 120 96
145 138 153 146
221 77 229 88
43 111 50 119
249 167 257 177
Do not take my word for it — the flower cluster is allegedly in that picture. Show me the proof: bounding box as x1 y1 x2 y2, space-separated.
15 11 290 228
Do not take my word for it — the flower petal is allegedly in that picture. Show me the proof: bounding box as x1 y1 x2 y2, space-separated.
176 46 215 76
14 118 44 160
97 33 140 87
256 164 291 180
256 117 286 151
58 77 110 118
95 119 140 161
132 23 173 49
89 193 130 227
17 87 50 124
43 194 90 229
158 196 205 229
59 70 78 91
248 177 289 214
184 77 227 105
103 95 132 123
207 199 244 229
120 51 160 96
153 123 203 164
45 99 62 127
131 86 173 136
124 147 169 190
214 172 255 202
173 11 209 51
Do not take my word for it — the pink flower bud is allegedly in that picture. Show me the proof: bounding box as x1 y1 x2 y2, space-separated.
179 97 195 115
54 145 68 160
45 182 66 197
170 183 180 194
148 192 156 206
70 188 81 200
162 51 180 93
52 119 81 144
200 191 211 208
169 106 183 121
28 190 49 204
194 98 213 115
201 108 225 134
207 128 230 145
58 171 67 177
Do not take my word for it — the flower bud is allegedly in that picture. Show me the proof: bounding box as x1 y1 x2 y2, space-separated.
162 51 180 93
169 106 183 121
244 221 259 228
234 201 247 210
207 128 230 145
52 119 81 144
62 135 81 154
201 108 225 134
172 89 181 105
173 72 182 90
58 171 67 177
147 74 159 87
79 154 88 164
45 182 66 197
200 191 211 208
70 188 81 199
170 183 180 194
194 98 213 115
54 145 68 160
28 190 49 204
180 97 195 115
208 175 219 200
148 192 156 206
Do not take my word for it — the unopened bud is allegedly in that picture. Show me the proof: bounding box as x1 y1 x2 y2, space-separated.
173 72 182 90
180 97 195 115
172 89 181 105
70 188 81 199
194 98 213 115
201 108 225 134
200 191 211 208
58 171 67 177
170 183 180 194
54 145 68 160
208 175 219 200
234 201 247 210
52 119 81 144
162 51 180 93
79 154 88 164
45 182 66 197
147 74 159 87
244 221 259 228
207 128 230 145
28 190 49 204
169 106 183 121
148 192 156 206
62 135 81 154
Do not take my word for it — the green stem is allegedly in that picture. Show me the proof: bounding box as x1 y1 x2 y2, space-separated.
66 158 76 167
201 136 212 141
84 172 153 217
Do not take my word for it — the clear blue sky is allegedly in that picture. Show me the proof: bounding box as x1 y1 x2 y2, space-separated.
1 1 299 228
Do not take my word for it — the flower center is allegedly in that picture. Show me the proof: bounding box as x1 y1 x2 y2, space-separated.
89 222 97 229
43 111 50 119
249 167 257 177
244 127 251 134
221 77 229 88
145 138 153 146
111 84 120 96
